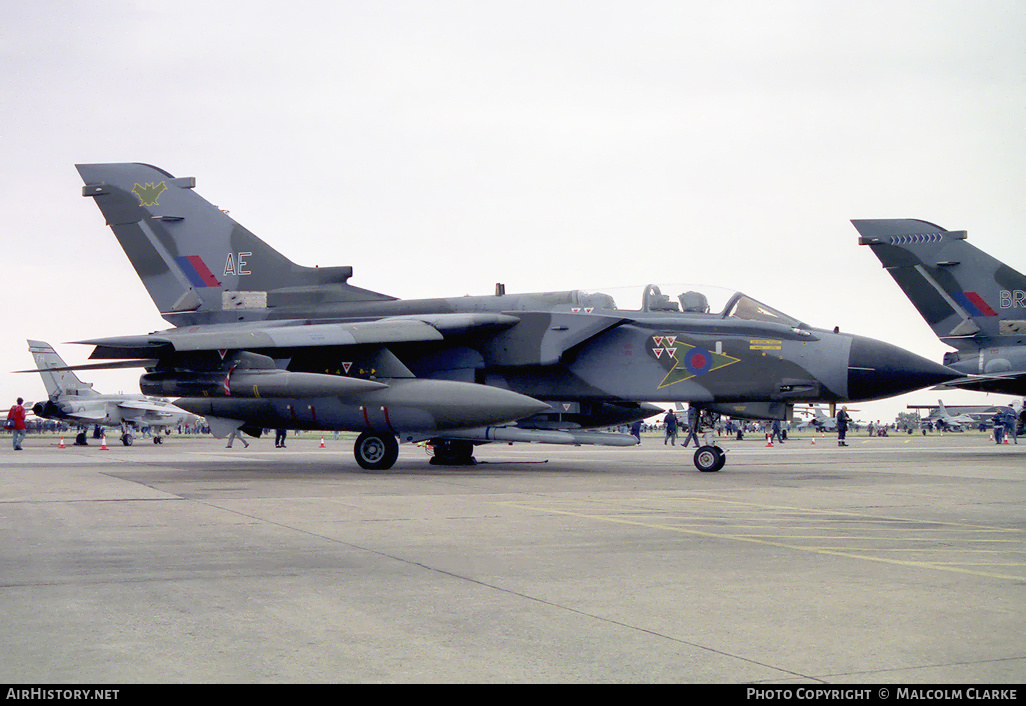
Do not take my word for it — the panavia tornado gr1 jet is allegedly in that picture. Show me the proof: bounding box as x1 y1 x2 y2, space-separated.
69 163 957 471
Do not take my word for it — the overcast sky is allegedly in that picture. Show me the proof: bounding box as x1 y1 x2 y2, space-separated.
2 0 1024 426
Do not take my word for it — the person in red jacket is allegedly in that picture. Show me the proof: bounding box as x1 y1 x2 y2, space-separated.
7 397 27 450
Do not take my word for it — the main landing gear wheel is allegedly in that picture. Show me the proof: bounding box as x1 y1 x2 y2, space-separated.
693 445 725 472
121 433 133 446
354 431 399 470
429 439 476 466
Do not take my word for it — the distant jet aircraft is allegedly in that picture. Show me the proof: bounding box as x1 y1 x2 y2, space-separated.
65 163 958 471
855 219 1026 396
795 404 839 432
906 400 1019 430
24 340 201 446
924 400 976 431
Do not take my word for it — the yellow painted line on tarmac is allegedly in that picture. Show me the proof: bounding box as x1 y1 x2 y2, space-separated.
733 536 1025 542
495 497 1026 581
628 496 1020 531
929 562 1026 567
835 547 1026 553
540 495 1020 534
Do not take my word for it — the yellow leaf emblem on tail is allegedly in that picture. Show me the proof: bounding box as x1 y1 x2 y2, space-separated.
132 181 167 206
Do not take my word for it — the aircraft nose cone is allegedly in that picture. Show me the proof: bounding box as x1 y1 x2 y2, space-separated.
847 336 960 401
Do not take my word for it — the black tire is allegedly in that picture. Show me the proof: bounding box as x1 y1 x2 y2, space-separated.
121 433 133 447
429 439 476 465
712 447 726 471
354 432 399 470
693 445 725 472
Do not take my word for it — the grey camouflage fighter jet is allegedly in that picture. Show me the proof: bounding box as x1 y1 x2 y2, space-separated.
922 400 976 432
25 339 201 446
68 163 958 471
794 404 840 433
855 219 1026 396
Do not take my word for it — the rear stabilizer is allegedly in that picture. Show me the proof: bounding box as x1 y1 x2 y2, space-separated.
77 163 393 325
27 340 101 401
854 219 1026 349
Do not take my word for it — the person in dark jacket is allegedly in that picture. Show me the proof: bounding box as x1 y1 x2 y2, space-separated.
1002 404 1018 444
663 409 678 446
682 405 701 448
836 406 850 447
629 420 642 442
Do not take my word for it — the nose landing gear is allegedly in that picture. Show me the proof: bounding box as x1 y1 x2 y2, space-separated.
693 445 725 472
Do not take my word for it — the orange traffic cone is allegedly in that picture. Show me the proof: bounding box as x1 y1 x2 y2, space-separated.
58 436 65 448
765 434 774 447
99 434 109 450
319 436 326 448
810 437 816 445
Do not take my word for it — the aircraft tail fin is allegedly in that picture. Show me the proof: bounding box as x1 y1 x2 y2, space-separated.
854 219 1026 350
76 163 394 325
27 340 101 401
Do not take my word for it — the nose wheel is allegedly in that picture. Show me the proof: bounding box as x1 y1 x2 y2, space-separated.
688 408 726 472
693 445 725 472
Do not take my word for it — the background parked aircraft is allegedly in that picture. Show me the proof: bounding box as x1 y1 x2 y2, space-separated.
856 219 1026 397
922 400 976 431
794 405 840 432
906 400 1023 431
25 340 201 446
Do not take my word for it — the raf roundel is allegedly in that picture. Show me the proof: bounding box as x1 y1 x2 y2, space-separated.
683 346 713 376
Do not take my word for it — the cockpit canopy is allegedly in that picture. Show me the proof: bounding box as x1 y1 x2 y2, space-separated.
642 285 710 314
570 284 809 329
